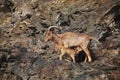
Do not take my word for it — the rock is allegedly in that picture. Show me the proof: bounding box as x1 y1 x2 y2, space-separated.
0 0 14 13
111 71 120 80
0 0 120 80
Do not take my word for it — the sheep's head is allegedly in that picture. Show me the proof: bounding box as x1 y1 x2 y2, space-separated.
44 30 53 42
44 26 61 42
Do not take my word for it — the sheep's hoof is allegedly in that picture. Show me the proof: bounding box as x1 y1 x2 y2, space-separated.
88 59 92 62
59 57 62 60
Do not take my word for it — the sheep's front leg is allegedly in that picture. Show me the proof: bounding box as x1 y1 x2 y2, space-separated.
70 54 75 63
59 47 65 60
84 57 87 63
59 53 64 60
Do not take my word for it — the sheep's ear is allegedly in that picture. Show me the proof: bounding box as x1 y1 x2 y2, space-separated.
49 28 55 32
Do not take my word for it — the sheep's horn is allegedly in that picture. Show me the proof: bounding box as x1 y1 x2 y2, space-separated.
48 26 62 31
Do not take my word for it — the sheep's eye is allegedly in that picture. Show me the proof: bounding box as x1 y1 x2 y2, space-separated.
48 32 52 35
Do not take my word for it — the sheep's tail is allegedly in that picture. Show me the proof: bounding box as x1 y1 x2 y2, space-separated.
90 37 99 43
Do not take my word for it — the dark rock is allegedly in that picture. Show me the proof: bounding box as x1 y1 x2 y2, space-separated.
0 0 120 80
0 0 14 13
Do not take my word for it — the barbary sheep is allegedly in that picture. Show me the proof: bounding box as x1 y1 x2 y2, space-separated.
44 26 99 63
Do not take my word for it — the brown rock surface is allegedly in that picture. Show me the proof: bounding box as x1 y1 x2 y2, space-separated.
0 0 120 80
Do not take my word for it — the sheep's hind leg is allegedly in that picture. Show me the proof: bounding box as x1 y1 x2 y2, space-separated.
84 48 92 62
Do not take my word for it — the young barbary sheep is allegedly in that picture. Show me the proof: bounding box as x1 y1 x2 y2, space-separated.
44 26 99 63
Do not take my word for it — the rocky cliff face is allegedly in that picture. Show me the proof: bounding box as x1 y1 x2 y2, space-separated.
0 0 120 80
